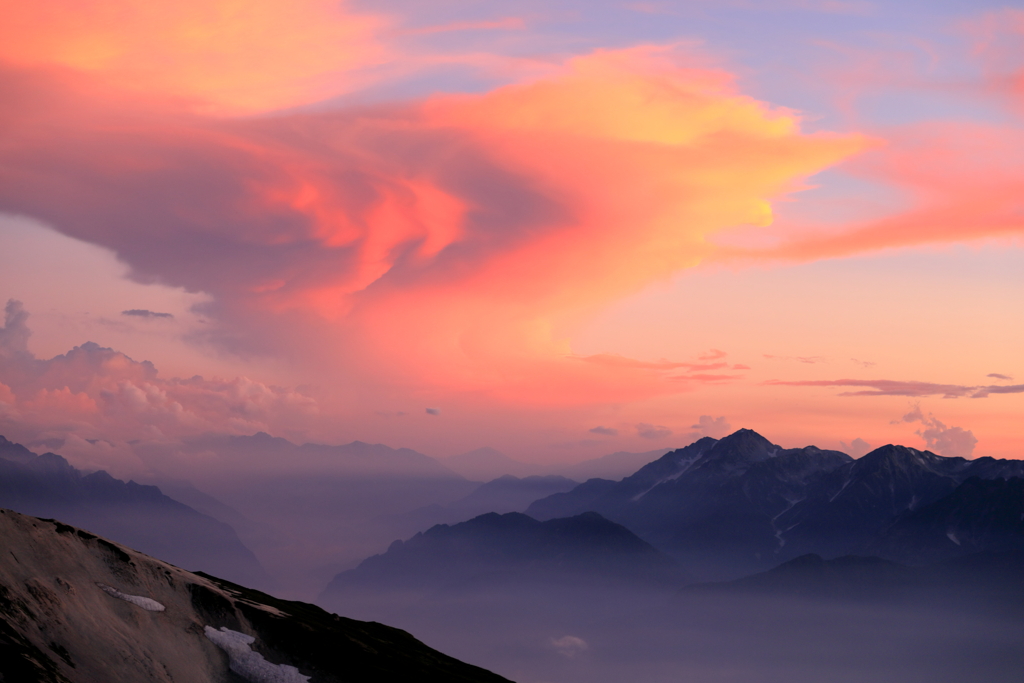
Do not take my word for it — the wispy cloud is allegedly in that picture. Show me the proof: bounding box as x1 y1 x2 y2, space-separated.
589 425 618 436
550 635 588 658
766 378 1024 399
636 423 672 439
122 309 174 319
764 354 827 364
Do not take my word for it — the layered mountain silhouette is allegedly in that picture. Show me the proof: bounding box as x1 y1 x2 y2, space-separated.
442 446 670 482
775 445 1024 560
555 448 671 482
387 474 581 529
0 508 509 683
688 553 919 601
527 429 851 575
526 429 1024 577
448 475 579 517
867 476 1024 564
0 435 269 588
168 431 462 479
322 511 681 599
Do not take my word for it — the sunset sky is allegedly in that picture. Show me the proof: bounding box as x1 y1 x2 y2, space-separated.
1 0 1022 475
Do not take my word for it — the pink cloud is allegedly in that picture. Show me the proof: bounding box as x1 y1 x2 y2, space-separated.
0 47 864 408
897 406 978 459
0 301 318 473
765 378 1024 399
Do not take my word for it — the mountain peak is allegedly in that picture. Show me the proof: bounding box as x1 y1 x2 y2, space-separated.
698 428 779 471
854 444 961 474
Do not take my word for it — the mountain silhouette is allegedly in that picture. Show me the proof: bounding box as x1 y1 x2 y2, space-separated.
0 435 269 588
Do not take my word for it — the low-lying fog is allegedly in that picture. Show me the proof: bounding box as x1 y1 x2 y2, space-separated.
323 583 1024 683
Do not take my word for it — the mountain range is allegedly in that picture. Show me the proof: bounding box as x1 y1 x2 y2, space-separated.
322 510 681 602
525 429 1024 577
0 435 269 588
442 447 671 483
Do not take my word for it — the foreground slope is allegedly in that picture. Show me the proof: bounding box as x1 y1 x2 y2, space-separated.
0 508 511 683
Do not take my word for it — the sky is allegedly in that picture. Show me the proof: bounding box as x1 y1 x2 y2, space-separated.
0 0 1022 475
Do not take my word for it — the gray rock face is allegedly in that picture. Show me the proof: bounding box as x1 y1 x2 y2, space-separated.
0 508 511 683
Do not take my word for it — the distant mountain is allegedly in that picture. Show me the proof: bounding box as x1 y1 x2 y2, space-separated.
322 511 681 599
688 547 1024 615
442 447 672 484
0 436 269 588
147 478 262 537
446 474 579 518
528 429 852 577
442 447 538 480
553 448 671 482
867 476 1024 565
688 553 918 601
775 445 1024 559
174 431 461 479
0 508 510 683
132 432 478 597
378 474 581 533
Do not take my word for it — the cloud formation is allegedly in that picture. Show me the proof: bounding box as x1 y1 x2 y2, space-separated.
0 300 31 358
897 407 978 459
688 415 732 439
0 29 866 407
636 423 672 440
839 437 872 458
122 309 174 319
589 426 618 436
0 0 386 114
766 378 1024 399
0 302 318 474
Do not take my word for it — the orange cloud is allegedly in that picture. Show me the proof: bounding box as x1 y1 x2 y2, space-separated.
719 120 1024 263
0 46 866 406
338 48 866 400
0 0 385 113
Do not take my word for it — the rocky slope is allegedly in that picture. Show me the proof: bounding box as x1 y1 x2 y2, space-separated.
0 508 511 683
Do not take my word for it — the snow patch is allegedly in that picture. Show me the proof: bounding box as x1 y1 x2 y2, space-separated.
829 475 854 503
630 452 707 501
97 583 165 611
204 626 310 683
